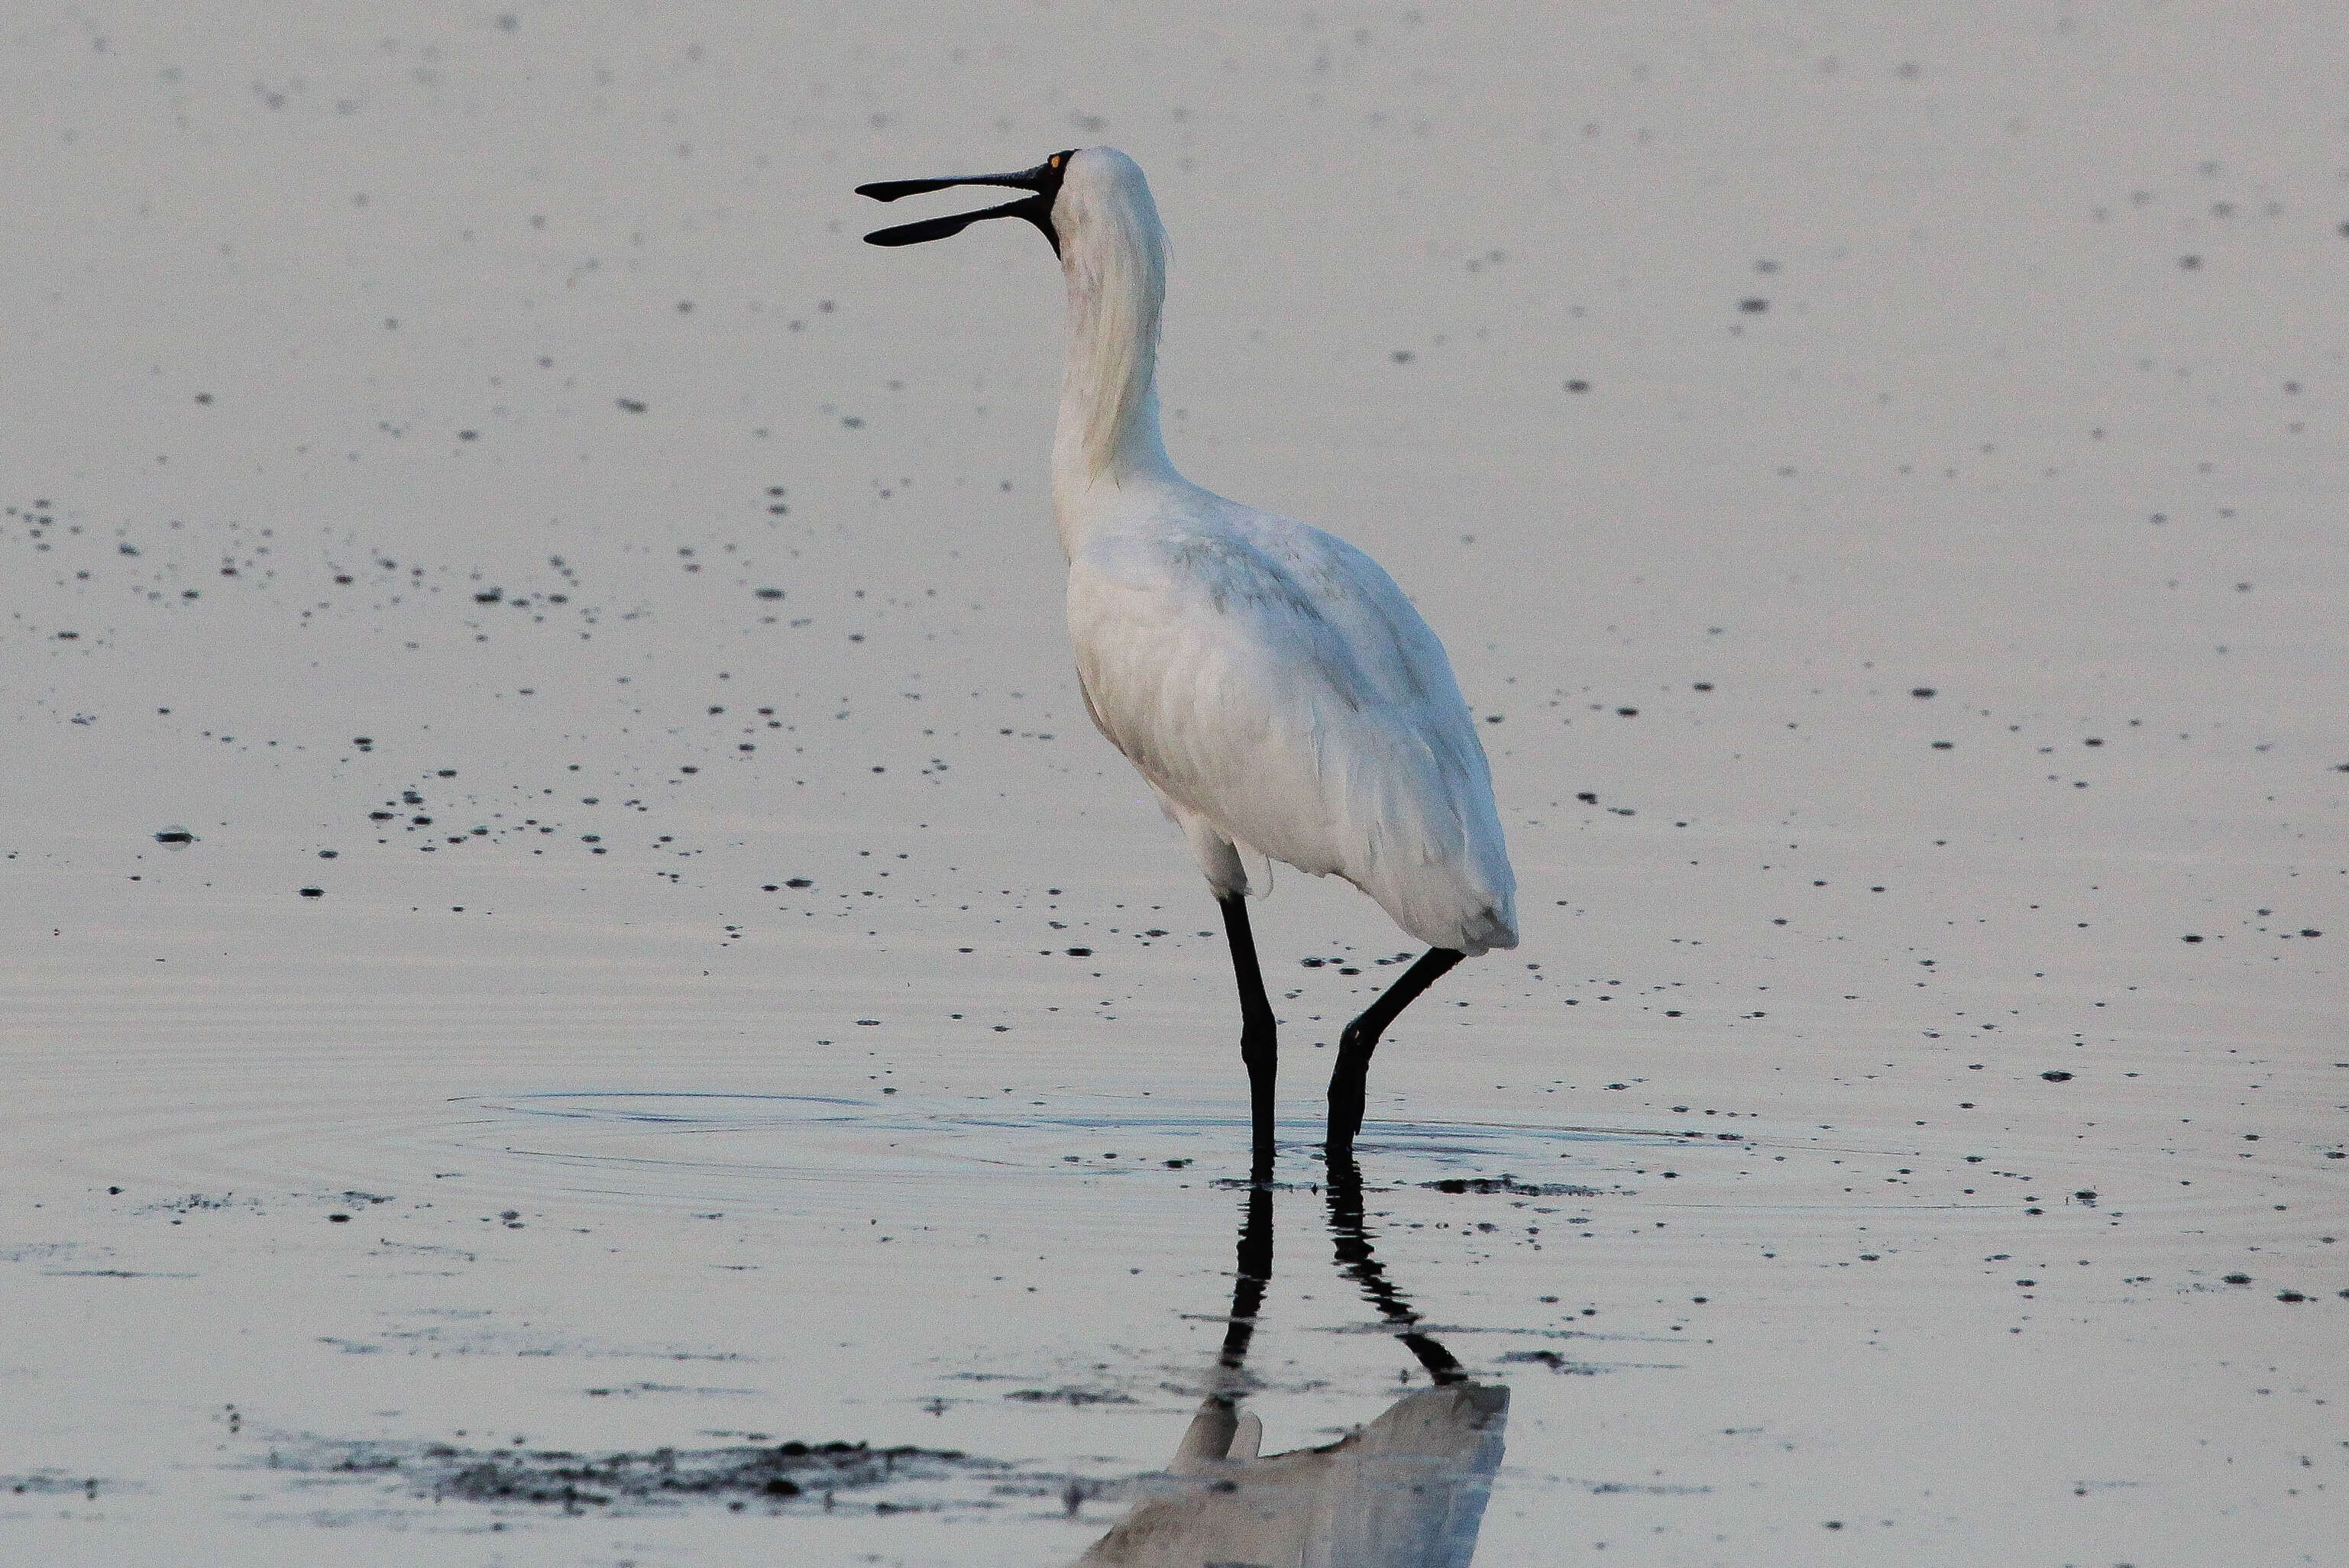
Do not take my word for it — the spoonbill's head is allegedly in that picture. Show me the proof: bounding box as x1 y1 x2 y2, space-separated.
857 147 1157 260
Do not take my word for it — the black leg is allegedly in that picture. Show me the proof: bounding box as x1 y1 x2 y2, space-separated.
1327 946 1464 1149
1218 894 1279 1162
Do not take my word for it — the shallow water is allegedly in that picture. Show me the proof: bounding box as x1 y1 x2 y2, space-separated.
5 5 2345 1565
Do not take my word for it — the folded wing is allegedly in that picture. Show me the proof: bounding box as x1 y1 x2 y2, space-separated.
1069 504 1516 955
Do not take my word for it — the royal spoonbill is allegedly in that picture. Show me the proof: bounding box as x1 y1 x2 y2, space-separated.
858 147 1517 1156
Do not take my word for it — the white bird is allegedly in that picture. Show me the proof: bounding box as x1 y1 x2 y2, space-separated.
859 147 1517 1156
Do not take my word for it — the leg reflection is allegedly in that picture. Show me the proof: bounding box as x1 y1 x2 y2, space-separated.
1076 1158 1509 1567
1169 1169 1274 1475
1220 1165 1274 1380
1325 1145 1467 1386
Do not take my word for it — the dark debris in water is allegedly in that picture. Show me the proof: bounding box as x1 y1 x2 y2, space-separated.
1424 1176 1607 1198
5 1473 111 1499
255 1435 1008 1515
1496 1350 1609 1375
1004 1387 1137 1406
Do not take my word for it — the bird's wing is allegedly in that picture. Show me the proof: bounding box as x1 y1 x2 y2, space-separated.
1068 511 1515 951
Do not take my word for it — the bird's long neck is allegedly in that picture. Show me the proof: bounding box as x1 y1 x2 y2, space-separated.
1051 195 1179 557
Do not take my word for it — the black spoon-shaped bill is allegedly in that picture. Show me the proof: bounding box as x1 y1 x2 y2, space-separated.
853 153 1074 253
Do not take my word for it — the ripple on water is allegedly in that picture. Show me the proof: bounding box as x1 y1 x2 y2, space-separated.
423 1091 1690 1217
29 1078 2327 1282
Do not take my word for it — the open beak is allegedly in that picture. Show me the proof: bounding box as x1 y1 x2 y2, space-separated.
856 156 1068 254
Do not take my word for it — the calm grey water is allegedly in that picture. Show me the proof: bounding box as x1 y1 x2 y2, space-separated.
5 5 2343 1564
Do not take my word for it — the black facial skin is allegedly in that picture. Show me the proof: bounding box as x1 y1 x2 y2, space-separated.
856 150 1078 254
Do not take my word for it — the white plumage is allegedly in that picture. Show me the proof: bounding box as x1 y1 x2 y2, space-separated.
1047 149 1517 956
1069 506 1517 955
861 146 1516 1152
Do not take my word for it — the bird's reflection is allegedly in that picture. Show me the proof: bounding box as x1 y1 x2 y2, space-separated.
1076 1153 1509 1567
